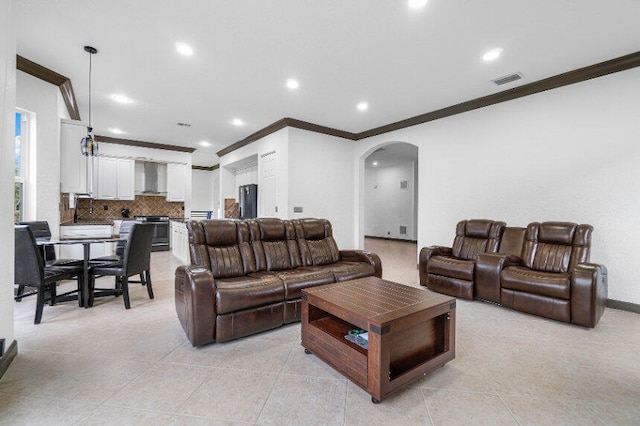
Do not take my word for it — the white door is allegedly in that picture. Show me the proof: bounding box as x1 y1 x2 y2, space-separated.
260 151 277 217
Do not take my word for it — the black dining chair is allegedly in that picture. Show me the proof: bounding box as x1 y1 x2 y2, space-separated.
18 221 84 267
90 219 139 264
89 222 154 309
16 221 84 301
14 225 85 324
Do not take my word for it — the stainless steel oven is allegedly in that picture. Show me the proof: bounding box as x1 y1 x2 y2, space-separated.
134 216 170 251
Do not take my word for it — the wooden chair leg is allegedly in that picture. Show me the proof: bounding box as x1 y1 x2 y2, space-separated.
121 276 131 309
35 286 46 324
145 270 154 299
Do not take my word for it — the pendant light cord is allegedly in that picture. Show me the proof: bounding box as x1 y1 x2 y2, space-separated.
88 50 92 129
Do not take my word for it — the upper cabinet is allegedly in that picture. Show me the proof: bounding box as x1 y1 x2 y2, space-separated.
166 163 187 202
60 119 90 193
96 156 135 200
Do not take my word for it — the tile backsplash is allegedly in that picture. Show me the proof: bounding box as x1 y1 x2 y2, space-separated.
61 194 184 223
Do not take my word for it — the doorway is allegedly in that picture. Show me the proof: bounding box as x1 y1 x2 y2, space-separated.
363 142 418 241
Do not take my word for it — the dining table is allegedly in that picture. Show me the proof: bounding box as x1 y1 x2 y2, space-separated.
37 236 124 308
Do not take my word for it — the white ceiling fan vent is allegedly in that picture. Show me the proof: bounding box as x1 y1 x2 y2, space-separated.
492 72 523 86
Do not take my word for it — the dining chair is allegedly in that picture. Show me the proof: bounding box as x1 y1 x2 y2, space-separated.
89 222 154 309
14 225 85 324
18 221 84 267
90 219 138 263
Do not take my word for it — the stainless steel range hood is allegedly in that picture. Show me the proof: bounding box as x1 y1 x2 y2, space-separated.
135 161 167 196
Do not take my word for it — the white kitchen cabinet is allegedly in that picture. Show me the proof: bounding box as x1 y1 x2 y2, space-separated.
170 220 189 264
166 163 187 202
116 158 135 200
60 119 91 193
96 157 135 200
59 225 114 259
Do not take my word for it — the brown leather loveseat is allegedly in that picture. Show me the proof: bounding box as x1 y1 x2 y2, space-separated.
420 220 607 327
175 217 382 346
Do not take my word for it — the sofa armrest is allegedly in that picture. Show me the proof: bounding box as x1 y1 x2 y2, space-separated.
475 253 520 303
419 246 452 286
175 265 217 346
340 250 382 278
571 263 608 328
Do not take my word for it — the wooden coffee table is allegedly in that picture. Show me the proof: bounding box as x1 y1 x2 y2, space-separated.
301 276 456 403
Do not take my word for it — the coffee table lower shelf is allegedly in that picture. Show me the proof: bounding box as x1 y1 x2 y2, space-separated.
301 279 456 403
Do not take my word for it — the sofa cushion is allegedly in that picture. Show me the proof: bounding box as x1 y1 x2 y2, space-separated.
501 266 570 299
215 272 284 314
208 245 245 279
330 261 376 282
251 218 301 271
295 219 340 266
428 255 475 281
277 267 335 300
203 220 238 246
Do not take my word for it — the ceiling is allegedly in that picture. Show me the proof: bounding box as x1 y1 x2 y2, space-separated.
14 1 640 167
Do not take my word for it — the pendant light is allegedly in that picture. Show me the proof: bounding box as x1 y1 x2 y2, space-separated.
80 45 98 156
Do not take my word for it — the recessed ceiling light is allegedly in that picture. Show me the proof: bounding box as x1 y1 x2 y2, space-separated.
199 140 211 147
109 128 124 135
231 118 244 126
286 78 299 89
372 161 378 166
408 0 428 9
175 42 194 56
357 101 369 111
483 48 503 62
110 94 133 104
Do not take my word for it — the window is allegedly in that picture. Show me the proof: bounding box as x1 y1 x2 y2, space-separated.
15 111 27 223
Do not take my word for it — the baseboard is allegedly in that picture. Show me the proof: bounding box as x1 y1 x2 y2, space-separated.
607 299 640 314
364 235 417 243
0 339 17 380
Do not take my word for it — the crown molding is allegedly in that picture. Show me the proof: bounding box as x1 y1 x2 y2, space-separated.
95 135 196 153
17 55 81 120
192 164 220 171
218 50 640 156
358 50 640 139
216 117 357 157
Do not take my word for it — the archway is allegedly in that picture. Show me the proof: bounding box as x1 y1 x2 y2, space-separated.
360 141 419 248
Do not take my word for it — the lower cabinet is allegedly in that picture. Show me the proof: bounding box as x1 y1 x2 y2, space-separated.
59 225 115 259
171 221 189 264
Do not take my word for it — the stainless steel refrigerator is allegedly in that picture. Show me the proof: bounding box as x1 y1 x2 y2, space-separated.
239 184 258 219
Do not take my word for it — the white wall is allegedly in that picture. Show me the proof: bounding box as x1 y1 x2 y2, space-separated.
235 165 258 187
355 67 640 305
219 128 289 218
0 0 16 351
364 161 416 240
288 128 356 249
16 71 66 238
191 169 215 211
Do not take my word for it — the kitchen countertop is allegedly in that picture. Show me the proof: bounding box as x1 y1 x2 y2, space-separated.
60 220 115 226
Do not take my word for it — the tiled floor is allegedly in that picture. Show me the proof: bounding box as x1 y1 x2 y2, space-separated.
2 238 639 425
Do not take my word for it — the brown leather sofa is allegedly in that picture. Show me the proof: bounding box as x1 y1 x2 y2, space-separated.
175 217 382 346
421 220 607 327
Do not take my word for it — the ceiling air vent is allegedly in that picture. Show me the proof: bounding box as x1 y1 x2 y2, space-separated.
492 72 523 86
